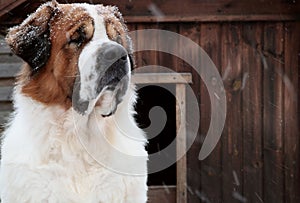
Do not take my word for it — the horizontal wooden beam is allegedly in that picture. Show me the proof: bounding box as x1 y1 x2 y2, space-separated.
1 0 300 28
125 14 300 23
0 86 13 102
1 14 299 28
0 73 192 101
0 36 10 53
0 110 10 125
0 63 21 78
132 73 192 84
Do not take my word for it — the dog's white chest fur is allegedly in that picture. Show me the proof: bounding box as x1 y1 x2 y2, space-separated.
0 88 148 203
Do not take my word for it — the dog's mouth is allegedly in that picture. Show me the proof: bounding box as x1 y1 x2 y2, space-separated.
94 69 130 117
72 65 130 117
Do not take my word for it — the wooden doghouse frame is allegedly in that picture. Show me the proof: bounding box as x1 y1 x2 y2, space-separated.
132 72 192 203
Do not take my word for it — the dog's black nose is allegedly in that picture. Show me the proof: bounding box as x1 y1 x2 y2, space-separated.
102 42 128 63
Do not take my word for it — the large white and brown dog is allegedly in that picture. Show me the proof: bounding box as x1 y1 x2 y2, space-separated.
0 1 148 202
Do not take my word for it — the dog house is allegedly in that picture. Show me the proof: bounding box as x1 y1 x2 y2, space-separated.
133 72 192 203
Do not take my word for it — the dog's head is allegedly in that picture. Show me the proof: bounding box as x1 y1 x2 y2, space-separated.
6 1 133 116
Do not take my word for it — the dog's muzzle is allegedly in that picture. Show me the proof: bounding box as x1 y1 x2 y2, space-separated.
72 41 130 116
96 42 129 93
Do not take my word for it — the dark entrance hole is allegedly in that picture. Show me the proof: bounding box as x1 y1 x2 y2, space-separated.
135 84 176 186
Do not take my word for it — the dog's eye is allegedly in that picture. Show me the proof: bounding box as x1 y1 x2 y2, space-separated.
68 27 86 47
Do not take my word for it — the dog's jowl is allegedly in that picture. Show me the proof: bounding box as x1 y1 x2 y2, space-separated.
0 1 148 202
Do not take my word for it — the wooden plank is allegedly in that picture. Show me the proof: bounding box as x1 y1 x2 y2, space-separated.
2 14 300 28
177 22 201 203
0 102 12 111
26 0 300 18
2 0 300 29
0 102 12 130
133 23 159 73
0 78 14 86
241 23 264 203
263 23 284 203
125 15 300 23
132 73 192 84
221 23 244 203
283 22 300 202
0 63 21 78
148 186 176 203
200 23 222 203
0 110 11 126
157 23 179 74
0 0 28 19
0 86 13 101
0 54 22 63
0 36 10 54
176 84 187 203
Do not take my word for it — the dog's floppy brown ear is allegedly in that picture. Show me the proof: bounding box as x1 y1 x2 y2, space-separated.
5 1 58 72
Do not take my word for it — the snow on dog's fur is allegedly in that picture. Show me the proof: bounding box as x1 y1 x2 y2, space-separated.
0 1 148 202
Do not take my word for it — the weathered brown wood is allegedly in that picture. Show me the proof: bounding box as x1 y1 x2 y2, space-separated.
0 46 11 54
0 36 10 54
0 101 12 111
0 78 14 86
176 84 187 203
125 15 300 23
221 23 244 203
263 23 284 203
134 24 159 73
0 0 27 19
0 102 12 131
177 23 202 203
156 23 178 74
1 0 300 27
283 22 300 202
132 73 192 84
242 23 264 203
0 54 22 63
200 23 222 203
148 186 176 203
0 110 10 126
0 63 21 78
0 86 13 101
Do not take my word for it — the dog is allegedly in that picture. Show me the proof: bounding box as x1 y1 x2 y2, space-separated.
0 1 148 202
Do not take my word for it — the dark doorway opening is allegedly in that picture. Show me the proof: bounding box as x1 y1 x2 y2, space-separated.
134 84 177 186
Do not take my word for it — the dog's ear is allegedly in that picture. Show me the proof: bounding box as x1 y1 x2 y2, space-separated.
5 1 58 72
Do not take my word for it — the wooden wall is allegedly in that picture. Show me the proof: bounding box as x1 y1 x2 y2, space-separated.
0 0 300 202
0 36 20 129
126 21 300 202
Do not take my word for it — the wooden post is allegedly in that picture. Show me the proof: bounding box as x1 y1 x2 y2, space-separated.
132 72 191 203
176 84 187 203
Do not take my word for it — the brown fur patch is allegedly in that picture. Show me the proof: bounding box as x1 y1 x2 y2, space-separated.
20 4 94 109
96 5 132 53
